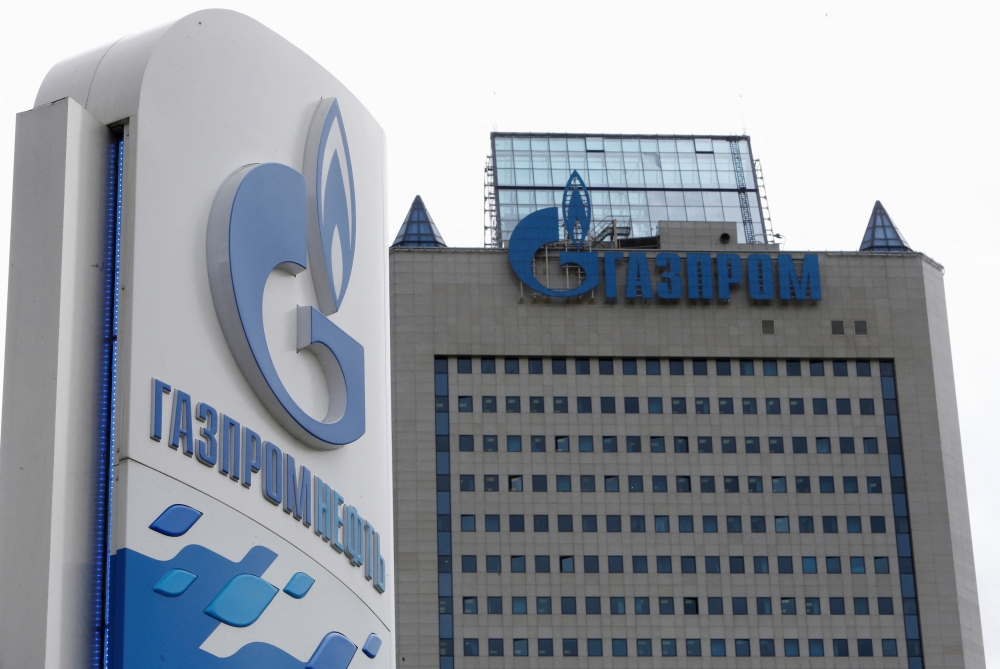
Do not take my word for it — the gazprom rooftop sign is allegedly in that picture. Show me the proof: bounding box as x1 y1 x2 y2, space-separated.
508 171 821 302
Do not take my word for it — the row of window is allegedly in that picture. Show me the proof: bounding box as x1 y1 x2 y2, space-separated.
449 636 901 658
459 395 879 416
454 594 900 616
455 434 882 454
455 357 875 378
454 514 891 535
456 473 887 493
452 554 897 575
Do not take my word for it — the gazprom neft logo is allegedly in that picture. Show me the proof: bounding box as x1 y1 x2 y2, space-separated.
509 173 821 303
207 98 365 450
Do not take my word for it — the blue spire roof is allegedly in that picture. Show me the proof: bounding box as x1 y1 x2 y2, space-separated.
859 200 910 252
391 196 446 248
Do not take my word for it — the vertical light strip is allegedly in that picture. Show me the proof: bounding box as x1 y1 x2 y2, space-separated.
434 358 453 668
94 134 123 669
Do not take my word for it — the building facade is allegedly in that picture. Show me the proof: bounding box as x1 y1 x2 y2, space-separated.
390 162 984 667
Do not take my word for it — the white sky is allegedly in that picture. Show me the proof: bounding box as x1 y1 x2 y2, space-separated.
1 0 997 660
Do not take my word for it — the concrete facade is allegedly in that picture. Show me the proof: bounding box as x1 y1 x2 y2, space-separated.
390 228 984 667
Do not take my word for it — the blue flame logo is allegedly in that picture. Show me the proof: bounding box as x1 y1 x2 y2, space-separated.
207 99 365 450
562 170 590 248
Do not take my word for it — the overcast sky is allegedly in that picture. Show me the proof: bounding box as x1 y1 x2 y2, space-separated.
1 0 997 659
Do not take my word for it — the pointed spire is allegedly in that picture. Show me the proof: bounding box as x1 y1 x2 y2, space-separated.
391 195 447 248
859 200 911 252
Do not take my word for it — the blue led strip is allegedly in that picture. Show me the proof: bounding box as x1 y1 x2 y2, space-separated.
433 358 453 669
93 135 123 668
880 361 924 668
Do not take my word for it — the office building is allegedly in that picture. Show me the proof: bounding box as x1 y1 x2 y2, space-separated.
390 134 984 667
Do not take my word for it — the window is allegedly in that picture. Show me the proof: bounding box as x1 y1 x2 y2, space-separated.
802 556 817 573
532 475 547 492
610 597 626 614
562 639 578 657
458 434 473 452
456 357 472 373
757 597 772 614
730 556 745 573
534 598 552 616
553 397 568 413
809 639 825 657
513 639 528 656
557 515 573 532
463 639 479 656
528 358 542 374
786 359 801 375
874 557 890 573
793 436 808 452
751 516 766 533
583 554 598 572
481 357 496 374
721 436 737 452
599 358 614 375
508 476 523 492
705 556 721 573
878 597 894 615
754 556 769 573
718 397 734 414
636 638 652 657
836 398 852 415
487 597 502 614
732 597 748 614
677 476 692 492
763 359 778 375
745 437 760 453
823 516 839 533
606 515 622 532
789 398 804 414
702 516 718 532
724 476 740 493
482 396 496 412
658 597 675 614
624 435 641 453
769 436 784 453
748 476 763 492
760 639 775 657
739 359 754 375
674 436 689 453
633 556 648 573
587 639 603 657
459 475 474 491
857 359 872 375
462 555 477 572
827 557 842 574
669 359 684 375
652 476 667 492
735 639 750 657
854 597 870 614
552 358 566 374
710 639 726 657
529 396 544 413
555 435 569 452
580 475 595 492
537 639 553 656
785 639 801 657
775 517 790 533
700 476 716 492
631 596 651 614
860 398 875 414
671 398 687 414
819 476 834 492
535 556 550 573
781 597 796 614
810 360 825 376
622 358 637 375
531 435 546 452
647 397 663 413
600 397 616 413
727 516 743 532
506 436 521 452
692 359 708 375
864 437 879 453
799 516 814 533
511 556 526 572
813 398 828 414
486 555 501 572
578 435 593 452
460 515 475 532
628 475 643 492
857 639 873 657
847 516 862 533
608 555 624 573
483 435 498 452
816 436 831 453
805 597 821 614
742 398 757 414
505 358 519 374
556 475 571 492
505 396 521 413
683 597 699 614
576 397 592 413
654 515 669 532
681 556 696 573
695 397 710 414
766 398 781 414
871 516 887 533
833 359 848 376
575 358 590 374
650 436 665 452
533 515 549 532
457 396 472 412
716 359 731 375
697 436 713 453
604 476 619 492
463 597 478 614
560 597 576 614
679 516 694 533
623 397 639 413
796 476 811 493
772 476 787 493
646 358 660 375
559 556 574 573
